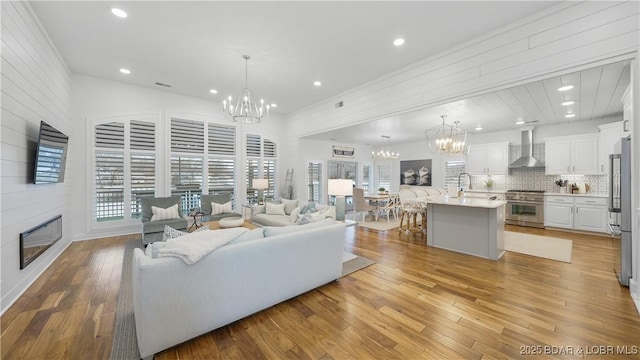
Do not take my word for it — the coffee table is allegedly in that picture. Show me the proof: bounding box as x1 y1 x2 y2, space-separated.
202 219 258 230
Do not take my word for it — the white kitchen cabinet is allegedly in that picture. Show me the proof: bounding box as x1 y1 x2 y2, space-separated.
544 196 573 229
544 134 598 175
597 122 624 175
466 142 509 175
544 195 607 233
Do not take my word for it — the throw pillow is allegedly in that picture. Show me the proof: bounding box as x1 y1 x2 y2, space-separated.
150 204 180 221
296 213 313 225
281 199 298 215
289 206 301 223
211 201 233 215
300 202 317 214
162 224 209 241
265 202 286 215
145 241 167 258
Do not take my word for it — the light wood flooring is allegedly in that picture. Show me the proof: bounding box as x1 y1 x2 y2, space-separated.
2 226 639 359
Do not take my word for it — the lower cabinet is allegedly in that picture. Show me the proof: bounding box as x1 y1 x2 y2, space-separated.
544 196 607 233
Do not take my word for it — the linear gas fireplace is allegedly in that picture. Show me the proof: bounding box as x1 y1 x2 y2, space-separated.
20 215 62 269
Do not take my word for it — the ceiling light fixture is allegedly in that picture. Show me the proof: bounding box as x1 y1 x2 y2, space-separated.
475 126 483 131
558 85 574 91
393 38 405 46
372 135 399 160
561 101 575 106
119 68 130 74
425 115 467 154
565 113 576 118
222 55 269 124
209 89 218 94
111 8 128 18
270 103 277 108
313 81 322 87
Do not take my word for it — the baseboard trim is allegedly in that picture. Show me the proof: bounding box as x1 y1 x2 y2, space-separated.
630 278 640 315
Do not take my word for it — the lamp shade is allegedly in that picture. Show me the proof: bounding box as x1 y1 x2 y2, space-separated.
252 178 269 190
328 179 353 196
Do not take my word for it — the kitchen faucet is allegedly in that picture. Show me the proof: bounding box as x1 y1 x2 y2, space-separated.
458 172 472 191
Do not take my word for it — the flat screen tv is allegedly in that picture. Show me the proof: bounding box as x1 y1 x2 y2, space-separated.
33 121 68 184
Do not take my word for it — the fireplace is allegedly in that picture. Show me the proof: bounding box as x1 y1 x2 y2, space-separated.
20 215 62 269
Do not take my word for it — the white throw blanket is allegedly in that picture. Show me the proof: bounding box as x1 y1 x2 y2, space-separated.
157 227 248 265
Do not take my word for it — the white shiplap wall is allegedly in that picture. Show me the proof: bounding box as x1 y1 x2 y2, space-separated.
1 1 72 314
286 1 639 138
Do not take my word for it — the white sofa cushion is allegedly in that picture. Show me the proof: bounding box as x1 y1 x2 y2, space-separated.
151 204 180 221
264 218 335 237
211 201 232 215
265 202 286 215
281 199 298 215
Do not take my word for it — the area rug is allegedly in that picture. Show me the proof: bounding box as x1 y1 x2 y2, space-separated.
110 242 375 359
357 218 401 231
504 231 573 263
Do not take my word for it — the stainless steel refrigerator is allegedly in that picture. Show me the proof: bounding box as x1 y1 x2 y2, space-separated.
609 136 632 286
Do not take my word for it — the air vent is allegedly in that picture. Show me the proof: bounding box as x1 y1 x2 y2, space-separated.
155 82 171 88
335 101 343 108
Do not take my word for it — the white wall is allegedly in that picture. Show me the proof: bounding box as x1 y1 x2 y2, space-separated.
1 1 72 314
71 74 286 240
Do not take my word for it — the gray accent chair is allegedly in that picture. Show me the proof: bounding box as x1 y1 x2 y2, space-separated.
200 193 240 221
140 196 188 245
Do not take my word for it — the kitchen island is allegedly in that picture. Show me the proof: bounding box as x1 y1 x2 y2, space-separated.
426 196 506 260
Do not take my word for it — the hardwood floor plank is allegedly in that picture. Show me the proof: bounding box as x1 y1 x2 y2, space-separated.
2 226 639 359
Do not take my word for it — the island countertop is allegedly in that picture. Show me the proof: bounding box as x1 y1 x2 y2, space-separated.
421 195 507 209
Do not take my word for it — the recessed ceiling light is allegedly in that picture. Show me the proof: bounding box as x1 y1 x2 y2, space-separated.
475 126 483 131
313 81 322 87
565 113 576 118
119 68 130 74
393 38 405 46
111 8 127 18
516 121 525 125
558 85 574 91
561 101 575 106
209 89 218 94
270 104 277 108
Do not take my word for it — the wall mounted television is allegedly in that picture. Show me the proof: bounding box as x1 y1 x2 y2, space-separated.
33 121 68 184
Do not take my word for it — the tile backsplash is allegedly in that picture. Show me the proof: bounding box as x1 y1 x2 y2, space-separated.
468 143 608 194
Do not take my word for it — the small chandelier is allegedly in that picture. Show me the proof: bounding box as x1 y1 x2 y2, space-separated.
372 135 399 160
222 55 269 124
425 115 467 154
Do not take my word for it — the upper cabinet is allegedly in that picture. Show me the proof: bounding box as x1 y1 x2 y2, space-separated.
597 121 628 175
545 134 599 175
466 142 509 175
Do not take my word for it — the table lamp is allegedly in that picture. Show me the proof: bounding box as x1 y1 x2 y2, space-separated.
252 178 269 204
328 179 353 221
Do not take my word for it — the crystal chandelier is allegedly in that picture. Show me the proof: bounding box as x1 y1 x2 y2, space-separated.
222 55 269 124
425 115 468 154
371 135 399 160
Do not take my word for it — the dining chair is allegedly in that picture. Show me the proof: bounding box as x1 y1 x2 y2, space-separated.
352 187 379 223
379 193 399 222
412 188 429 198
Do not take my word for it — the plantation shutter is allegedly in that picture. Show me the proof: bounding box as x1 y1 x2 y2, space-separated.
130 154 155 218
264 139 276 158
445 160 466 189
208 124 236 155
95 152 124 221
246 159 259 203
171 118 204 153
208 159 235 193
263 160 277 200
95 122 124 149
376 164 391 191
307 162 322 202
246 134 261 157
362 165 371 192
130 120 155 150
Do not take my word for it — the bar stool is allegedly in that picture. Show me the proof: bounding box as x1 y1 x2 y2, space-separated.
399 207 423 238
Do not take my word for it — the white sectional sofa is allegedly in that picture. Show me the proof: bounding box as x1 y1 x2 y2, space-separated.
251 199 336 226
132 220 345 359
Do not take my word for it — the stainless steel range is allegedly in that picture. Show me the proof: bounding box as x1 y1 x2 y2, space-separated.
505 190 545 228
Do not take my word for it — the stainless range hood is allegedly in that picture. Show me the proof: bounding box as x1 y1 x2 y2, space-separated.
508 128 544 168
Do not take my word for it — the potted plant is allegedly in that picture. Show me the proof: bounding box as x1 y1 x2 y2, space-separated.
378 187 387 195
484 179 494 190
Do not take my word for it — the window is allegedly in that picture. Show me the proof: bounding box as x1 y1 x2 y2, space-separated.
245 134 278 203
93 118 157 223
307 162 322 201
362 164 371 192
445 160 466 189
376 163 391 191
171 118 205 214
208 123 236 207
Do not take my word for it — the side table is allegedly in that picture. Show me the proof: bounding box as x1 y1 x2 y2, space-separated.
187 212 204 232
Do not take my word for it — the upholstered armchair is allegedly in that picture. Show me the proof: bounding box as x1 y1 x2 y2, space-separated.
200 193 239 221
140 196 188 245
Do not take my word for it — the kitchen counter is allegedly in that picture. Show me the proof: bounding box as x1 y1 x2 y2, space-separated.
426 196 505 260
544 192 607 198
465 189 506 194
427 195 507 208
